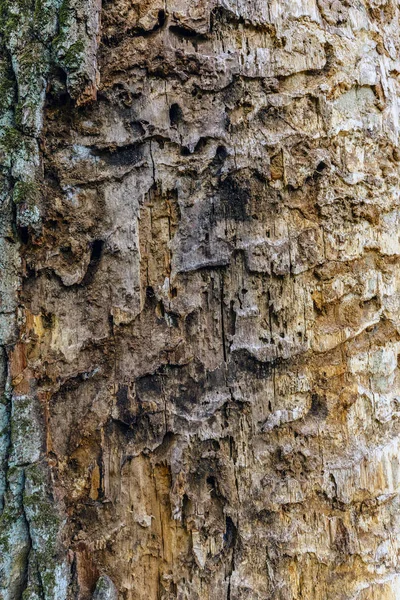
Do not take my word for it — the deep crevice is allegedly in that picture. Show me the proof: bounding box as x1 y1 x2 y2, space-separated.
81 239 104 286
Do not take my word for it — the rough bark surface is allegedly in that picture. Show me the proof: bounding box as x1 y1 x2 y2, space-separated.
1 0 400 599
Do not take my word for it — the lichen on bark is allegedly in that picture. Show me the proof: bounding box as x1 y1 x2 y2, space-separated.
0 0 100 597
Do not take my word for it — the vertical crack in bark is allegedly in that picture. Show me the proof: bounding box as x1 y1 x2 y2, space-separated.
220 271 227 364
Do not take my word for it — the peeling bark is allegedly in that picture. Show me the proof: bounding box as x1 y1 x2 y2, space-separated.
2 0 400 599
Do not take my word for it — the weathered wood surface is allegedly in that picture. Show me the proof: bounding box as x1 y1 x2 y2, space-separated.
2 0 400 598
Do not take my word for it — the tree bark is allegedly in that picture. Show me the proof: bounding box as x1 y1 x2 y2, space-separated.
1 0 400 599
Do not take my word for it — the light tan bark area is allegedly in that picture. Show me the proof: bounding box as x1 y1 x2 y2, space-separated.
2 0 400 599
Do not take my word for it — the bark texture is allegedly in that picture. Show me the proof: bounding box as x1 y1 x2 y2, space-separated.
1 0 400 599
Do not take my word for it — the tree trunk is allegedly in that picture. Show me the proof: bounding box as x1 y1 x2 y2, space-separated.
1 0 400 598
